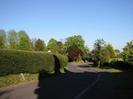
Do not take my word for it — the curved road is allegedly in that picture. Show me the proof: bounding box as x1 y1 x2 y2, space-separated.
0 63 133 99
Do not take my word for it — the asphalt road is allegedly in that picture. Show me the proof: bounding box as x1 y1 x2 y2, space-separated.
0 63 133 99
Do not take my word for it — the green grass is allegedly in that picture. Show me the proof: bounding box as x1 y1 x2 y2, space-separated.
0 73 38 88
100 68 122 72
73 60 85 64
92 67 122 73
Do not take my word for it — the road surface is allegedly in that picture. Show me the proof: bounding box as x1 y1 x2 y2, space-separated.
0 63 133 99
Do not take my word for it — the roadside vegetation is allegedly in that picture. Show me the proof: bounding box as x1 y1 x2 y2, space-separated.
0 29 132 88
93 67 122 73
0 73 38 88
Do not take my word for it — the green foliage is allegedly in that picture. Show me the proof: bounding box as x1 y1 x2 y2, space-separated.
0 73 38 88
0 49 55 76
114 49 121 58
94 39 105 51
100 48 110 64
105 44 115 58
55 54 68 73
93 39 106 67
56 41 64 54
64 35 85 51
34 39 46 51
0 29 6 48
47 38 58 53
68 46 83 61
17 30 32 50
92 40 117 67
74 57 84 64
122 40 133 62
93 67 122 73
0 36 4 48
47 39 64 54
0 49 68 76
7 30 17 49
64 35 89 60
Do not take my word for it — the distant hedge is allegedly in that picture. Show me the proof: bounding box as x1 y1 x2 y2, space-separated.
0 49 68 76
110 61 133 72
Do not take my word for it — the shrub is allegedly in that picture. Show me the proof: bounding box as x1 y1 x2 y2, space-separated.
110 61 133 71
0 49 55 76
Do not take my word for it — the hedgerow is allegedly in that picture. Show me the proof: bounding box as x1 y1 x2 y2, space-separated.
0 49 54 76
54 54 68 73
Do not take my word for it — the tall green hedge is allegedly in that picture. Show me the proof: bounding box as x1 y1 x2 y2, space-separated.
0 49 68 76
55 54 68 73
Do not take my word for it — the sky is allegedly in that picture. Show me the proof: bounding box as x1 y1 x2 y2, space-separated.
0 0 133 50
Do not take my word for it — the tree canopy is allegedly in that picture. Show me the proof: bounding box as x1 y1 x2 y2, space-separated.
92 39 106 67
105 44 115 58
47 38 58 53
0 29 132 65
34 39 46 51
7 30 17 49
64 35 89 61
122 40 133 62
0 29 6 48
17 30 32 50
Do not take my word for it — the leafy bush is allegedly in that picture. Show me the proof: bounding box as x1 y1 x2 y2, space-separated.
110 61 133 71
0 49 55 76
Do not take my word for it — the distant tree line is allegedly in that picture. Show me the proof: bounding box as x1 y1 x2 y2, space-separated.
89 39 133 67
0 29 89 58
0 29 132 67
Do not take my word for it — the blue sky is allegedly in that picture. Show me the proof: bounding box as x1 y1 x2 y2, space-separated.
0 0 133 50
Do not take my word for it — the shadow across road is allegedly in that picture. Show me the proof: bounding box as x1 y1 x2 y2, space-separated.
0 68 133 99
34 69 133 99
34 70 98 99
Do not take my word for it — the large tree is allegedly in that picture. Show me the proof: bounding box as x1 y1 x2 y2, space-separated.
34 39 46 51
64 35 85 51
105 44 115 58
0 29 6 48
7 30 17 49
100 48 110 64
122 40 133 62
17 30 31 50
64 35 89 61
114 49 121 58
47 38 58 53
93 39 106 67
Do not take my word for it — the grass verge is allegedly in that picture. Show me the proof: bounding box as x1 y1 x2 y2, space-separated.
0 73 38 88
99 68 122 73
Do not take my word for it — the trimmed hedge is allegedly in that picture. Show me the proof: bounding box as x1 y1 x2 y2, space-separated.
0 49 68 76
55 54 68 73
110 61 133 72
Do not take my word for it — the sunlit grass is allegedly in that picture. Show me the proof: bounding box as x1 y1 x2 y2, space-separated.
90 67 122 73
0 73 38 88
100 68 122 73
